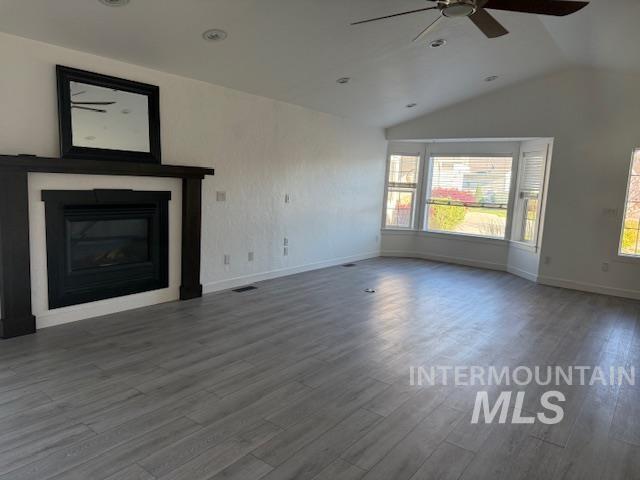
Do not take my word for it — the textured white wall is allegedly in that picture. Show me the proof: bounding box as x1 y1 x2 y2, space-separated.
0 32 386 326
387 68 640 299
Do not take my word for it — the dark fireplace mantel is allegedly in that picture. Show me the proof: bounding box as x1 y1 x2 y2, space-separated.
0 154 215 339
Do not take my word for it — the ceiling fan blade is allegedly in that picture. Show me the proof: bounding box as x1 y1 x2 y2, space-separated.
483 0 589 16
413 16 445 43
71 105 107 113
469 8 509 38
351 6 438 25
71 101 117 105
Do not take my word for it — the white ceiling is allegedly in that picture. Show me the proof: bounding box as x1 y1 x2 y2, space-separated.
0 0 637 128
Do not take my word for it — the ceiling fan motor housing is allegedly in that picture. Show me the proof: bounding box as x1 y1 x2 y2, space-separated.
441 0 478 17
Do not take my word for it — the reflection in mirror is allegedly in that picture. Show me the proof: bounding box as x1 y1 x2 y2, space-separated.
70 81 150 152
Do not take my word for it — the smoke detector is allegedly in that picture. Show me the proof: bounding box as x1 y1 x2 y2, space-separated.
99 0 130 6
202 29 228 42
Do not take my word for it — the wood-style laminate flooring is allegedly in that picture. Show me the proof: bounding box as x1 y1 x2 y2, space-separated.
1 258 639 479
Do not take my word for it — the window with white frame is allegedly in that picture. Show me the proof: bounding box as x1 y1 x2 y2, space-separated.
424 156 513 238
384 154 420 228
513 149 548 244
620 148 640 256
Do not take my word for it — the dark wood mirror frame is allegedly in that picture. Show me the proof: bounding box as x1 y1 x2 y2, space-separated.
56 65 162 164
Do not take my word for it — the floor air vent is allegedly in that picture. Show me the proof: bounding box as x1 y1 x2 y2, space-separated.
233 286 258 293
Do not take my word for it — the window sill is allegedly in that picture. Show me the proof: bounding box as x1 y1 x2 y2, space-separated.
508 240 539 253
381 228 508 246
614 254 640 265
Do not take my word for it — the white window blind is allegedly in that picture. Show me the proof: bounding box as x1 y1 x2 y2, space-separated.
426 156 513 238
519 153 545 195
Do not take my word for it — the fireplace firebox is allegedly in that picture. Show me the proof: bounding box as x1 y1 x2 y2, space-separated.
42 189 170 309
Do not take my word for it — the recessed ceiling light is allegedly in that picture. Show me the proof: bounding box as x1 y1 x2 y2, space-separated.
202 29 228 42
336 77 351 85
98 0 130 6
429 39 447 48
406 103 418 108
485 75 499 82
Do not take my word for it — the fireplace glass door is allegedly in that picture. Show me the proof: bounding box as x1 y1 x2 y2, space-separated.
43 190 170 309
68 217 151 271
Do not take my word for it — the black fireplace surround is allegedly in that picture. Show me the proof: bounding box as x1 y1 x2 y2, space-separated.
0 155 214 339
43 189 170 309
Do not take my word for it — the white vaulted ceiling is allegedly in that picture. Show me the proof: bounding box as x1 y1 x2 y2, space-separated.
0 0 637 127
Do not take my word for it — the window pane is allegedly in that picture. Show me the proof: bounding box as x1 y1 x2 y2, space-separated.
624 201 640 225
386 189 414 228
426 156 512 238
428 204 507 238
632 154 640 176
521 197 539 242
628 176 640 203
388 155 419 185
621 228 639 255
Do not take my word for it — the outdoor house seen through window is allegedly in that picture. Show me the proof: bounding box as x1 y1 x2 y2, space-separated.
425 156 513 238
620 148 640 256
385 154 419 228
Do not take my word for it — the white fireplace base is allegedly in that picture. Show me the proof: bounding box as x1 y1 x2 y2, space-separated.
28 173 182 329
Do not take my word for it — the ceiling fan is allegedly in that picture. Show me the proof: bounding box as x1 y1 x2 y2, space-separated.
351 0 589 42
70 90 116 113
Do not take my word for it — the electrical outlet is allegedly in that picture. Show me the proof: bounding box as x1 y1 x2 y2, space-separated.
224 254 230 265
283 247 289 256
283 237 289 247
216 191 227 202
248 252 254 262
285 194 291 204
601 262 609 272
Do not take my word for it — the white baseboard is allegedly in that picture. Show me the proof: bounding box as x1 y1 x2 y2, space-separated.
36 288 180 329
507 265 539 282
537 275 640 300
203 251 381 294
381 250 507 272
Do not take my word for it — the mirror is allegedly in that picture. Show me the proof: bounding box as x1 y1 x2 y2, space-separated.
57 66 161 163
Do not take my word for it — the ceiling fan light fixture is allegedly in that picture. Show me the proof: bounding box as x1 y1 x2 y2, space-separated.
98 0 130 6
485 75 499 82
336 77 351 85
442 1 477 18
429 39 447 48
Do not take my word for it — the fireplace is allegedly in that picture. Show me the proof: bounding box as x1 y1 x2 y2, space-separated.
42 189 170 309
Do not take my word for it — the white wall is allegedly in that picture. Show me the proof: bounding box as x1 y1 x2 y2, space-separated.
0 32 387 326
387 67 640 299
